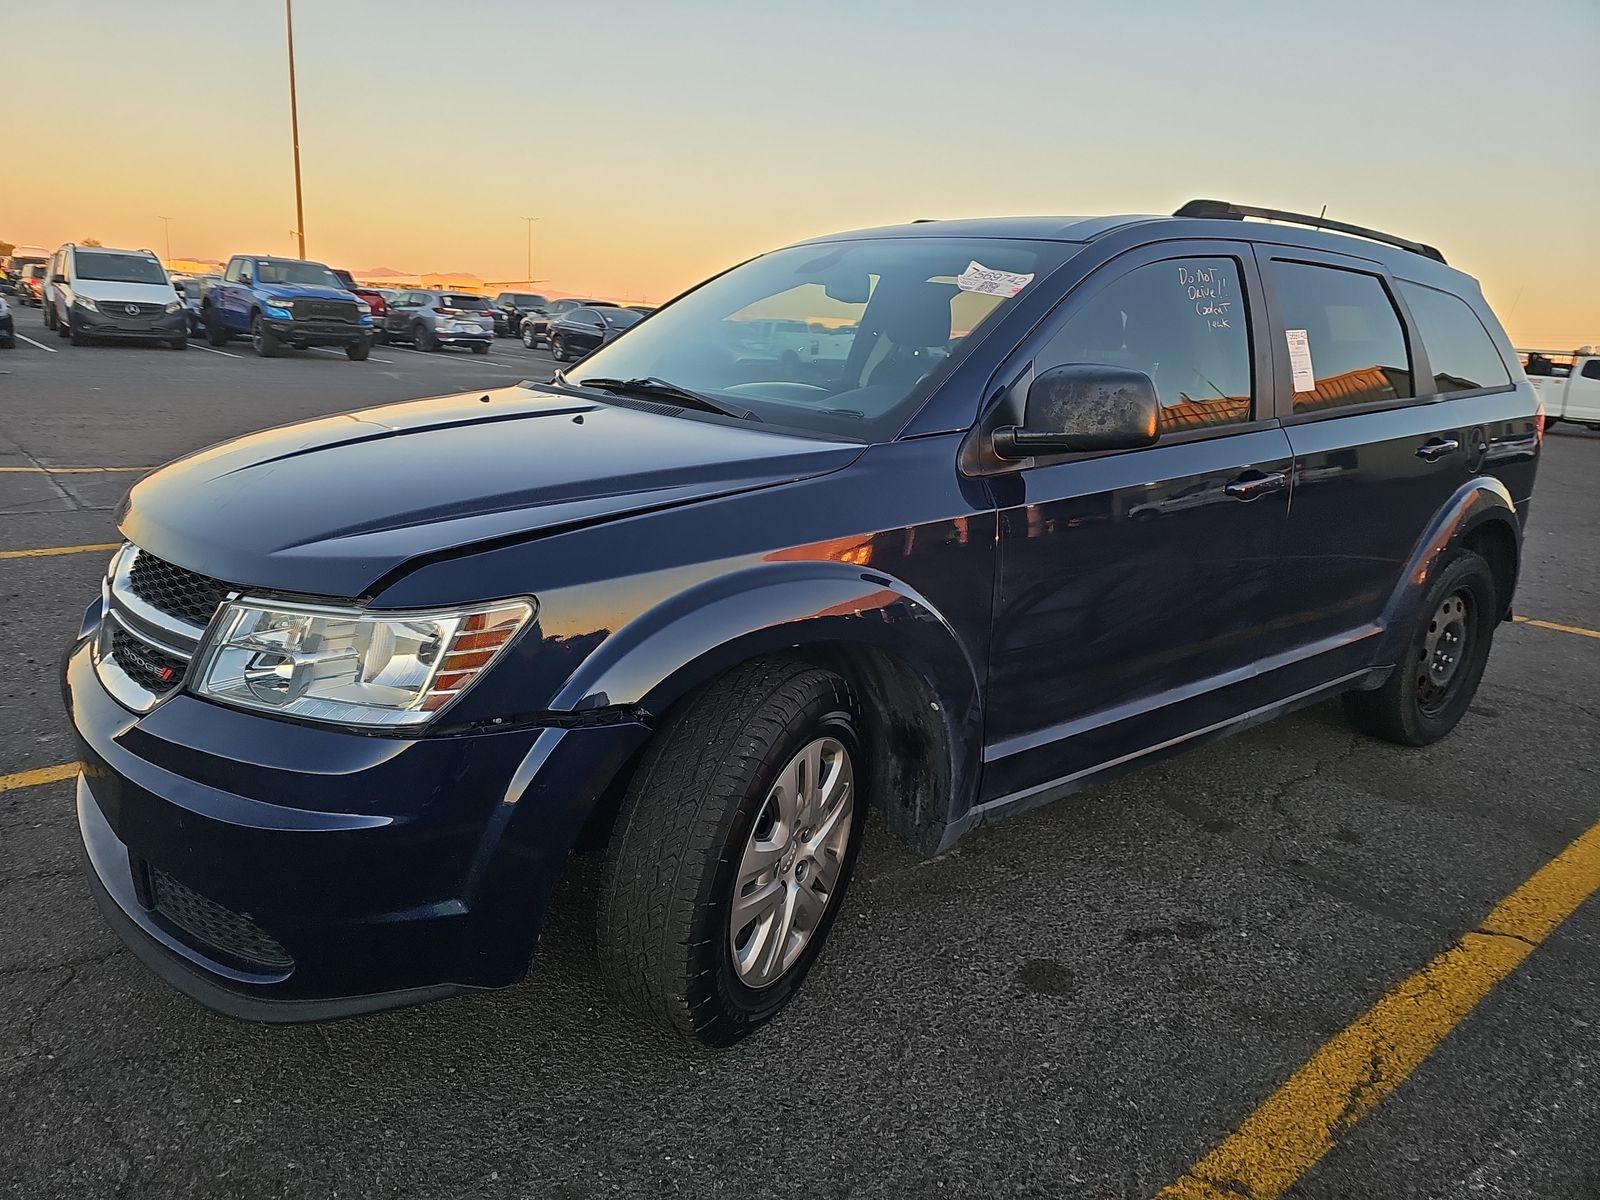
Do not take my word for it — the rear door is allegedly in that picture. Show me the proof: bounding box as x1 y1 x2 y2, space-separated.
1262 251 1485 677
983 240 1298 801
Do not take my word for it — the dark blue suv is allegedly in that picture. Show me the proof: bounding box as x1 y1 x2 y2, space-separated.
65 201 1541 1045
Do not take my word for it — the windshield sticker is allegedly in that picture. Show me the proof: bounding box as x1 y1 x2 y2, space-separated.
1285 329 1317 392
957 261 1034 298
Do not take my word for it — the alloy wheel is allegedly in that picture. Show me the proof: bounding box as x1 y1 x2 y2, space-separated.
728 736 855 989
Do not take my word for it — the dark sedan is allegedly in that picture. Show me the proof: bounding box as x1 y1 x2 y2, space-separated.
546 305 642 362
518 297 618 348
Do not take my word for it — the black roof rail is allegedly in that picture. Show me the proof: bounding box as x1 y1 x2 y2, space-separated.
1173 199 1446 264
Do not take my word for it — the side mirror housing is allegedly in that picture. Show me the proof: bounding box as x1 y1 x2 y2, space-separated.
51 273 67 284
994 364 1161 459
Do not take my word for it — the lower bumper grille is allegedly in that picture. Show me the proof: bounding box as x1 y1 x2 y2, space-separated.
147 865 294 973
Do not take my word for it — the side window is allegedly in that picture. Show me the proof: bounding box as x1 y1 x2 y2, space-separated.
1035 256 1254 433
1396 282 1510 394
224 258 242 283
1580 360 1600 381
1269 261 1413 413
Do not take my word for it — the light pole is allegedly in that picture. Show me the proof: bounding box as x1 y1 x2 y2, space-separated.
157 216 173 263
522 216 541 286
286 0 306 258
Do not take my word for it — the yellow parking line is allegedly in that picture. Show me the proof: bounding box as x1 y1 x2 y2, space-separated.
0 542 120 560
1513 615 1600 641
0 466 151 474
1156 816 1600 1200
0 762 80 793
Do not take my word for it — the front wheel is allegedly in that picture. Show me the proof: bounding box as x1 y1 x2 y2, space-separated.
205 308 229 346
1342 549 1497 746
250 313 280 357
549 337 567 362
599 659 864 1046
346 338 371 361
414 323 435 351
521 325 536 349
43 303 56 331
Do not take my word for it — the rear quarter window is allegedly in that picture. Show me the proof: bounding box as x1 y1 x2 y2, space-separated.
1396 282 1511 394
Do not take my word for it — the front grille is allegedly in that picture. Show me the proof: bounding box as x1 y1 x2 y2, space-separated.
147 866 294 973
109 625 187 695
289 298 358 322
104 301 167 318
127 551 232 627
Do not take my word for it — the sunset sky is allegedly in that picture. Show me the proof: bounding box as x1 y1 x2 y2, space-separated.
7 0 1597 346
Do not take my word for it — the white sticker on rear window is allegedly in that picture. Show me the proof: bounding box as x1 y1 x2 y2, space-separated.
1285 328 1317 392
956 261 1034 297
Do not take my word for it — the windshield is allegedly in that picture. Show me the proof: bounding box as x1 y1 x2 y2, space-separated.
567 236 1072 440
75 252 167 285
255 260 345 289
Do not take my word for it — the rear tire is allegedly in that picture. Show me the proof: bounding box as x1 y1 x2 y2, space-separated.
250 313 279 357
598 659 864 1047
346 338 371 361
1342 549 1497 746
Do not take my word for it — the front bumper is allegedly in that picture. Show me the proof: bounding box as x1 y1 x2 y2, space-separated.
75 307 186 339
65 637 650 1021
262 318 372 347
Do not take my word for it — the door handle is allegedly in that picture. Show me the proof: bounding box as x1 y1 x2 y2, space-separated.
1224 471 1288 501
1415 438 1460 462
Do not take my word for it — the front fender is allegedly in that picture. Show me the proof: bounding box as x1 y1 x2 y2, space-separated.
548 560 979 720
1376 475 1520 662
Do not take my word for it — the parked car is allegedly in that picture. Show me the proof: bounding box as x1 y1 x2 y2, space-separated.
65 200 1538 1046
43 244 188 349
20 262 48 306
491 292 549 337
1519 347 1600 431
518 297 617 348
332 270 391 342
381 289 494 352
168 276 204 336
546 305 642 361
0 293 13 348
203 256 374 359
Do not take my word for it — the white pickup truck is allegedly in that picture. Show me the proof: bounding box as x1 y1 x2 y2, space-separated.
1520 347 1600 431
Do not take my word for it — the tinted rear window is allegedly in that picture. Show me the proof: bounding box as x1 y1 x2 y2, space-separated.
1269 261 1413 412
1396 282 1510 394
442 294 490 310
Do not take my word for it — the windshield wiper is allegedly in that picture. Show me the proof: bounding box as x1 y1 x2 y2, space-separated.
576 376 760 422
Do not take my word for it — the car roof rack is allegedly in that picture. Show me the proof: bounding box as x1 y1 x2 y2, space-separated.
1172 199 1446 264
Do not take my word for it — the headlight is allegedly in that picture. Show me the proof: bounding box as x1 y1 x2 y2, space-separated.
356 301 372 315
76 296 100 313
164 300 184 314
262 303 292 319
193 597 535 728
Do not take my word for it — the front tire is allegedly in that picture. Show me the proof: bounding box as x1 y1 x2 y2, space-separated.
414 323 435 351
599 659 864 1047
1342 549 1498 746
549 336 567 362
521 324 536 349
205 308 228 346
43 302 56 331
250 313 279 357
346 338 371 361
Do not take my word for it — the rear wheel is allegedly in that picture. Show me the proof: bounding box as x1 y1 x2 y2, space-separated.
1342 549 1497 746
250 313 279 357
599 659 864 1046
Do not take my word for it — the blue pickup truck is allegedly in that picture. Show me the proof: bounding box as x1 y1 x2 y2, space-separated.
204 255 374 359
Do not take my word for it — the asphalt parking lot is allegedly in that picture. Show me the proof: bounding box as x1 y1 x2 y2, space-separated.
2 313 1597 1200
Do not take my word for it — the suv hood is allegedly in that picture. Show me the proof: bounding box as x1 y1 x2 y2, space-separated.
255 283 355 302
120 386 864 598
78 280 179 305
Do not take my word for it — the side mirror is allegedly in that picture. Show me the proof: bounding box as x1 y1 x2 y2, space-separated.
51 273 67 284
993 364 1161 459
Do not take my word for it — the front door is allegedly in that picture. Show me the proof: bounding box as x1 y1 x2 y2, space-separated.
983 243 1296 802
